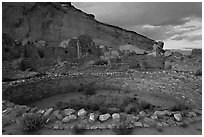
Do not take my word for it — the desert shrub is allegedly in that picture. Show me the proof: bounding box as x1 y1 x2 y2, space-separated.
85 103 100 112
194 68 202 76
79 84 96 96
121 97 155 114
93 60 108 65
139 101 154 111
112 122 133 135
124 103 139 114
120 97 137 112
71 125 86 135
156 126 164 132
20 113 46 132
169 102 192 111
179 122 189 128
55 101 71 110
99 107 108 114
129 63 141 69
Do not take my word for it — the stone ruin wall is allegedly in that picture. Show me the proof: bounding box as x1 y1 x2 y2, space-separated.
2 2 155 50
2 2 165 72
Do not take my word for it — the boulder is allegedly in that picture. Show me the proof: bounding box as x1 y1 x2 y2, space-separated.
156 122 163 127
37 109 45 115
174 114 182 121
164 110 172 116
143 117 156 126
77 108 87 117
164 50 173 57
151 114 158 120
154 110 166 116
43 108 53 117
99 113 111 122
112 113 120 122
186 112 196 118
161 122 169 127
89 113 99 122
127 114 139 123
53 110 63 120
88 14 95 19
59 39 71 48
62 115 77 123
166 118 176 126
143 123 150 128
53 124 60 130
133 122 143 127
176 122 183 126
147 52 157 57
139 111 147 117
63 108 75 116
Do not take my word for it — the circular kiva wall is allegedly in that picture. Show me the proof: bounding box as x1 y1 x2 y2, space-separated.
2 75 123 105
3 77 88 105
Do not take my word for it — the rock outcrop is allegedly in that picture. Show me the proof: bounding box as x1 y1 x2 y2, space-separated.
2 2 155 51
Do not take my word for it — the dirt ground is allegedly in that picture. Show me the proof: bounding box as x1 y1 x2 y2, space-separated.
2 52 202 135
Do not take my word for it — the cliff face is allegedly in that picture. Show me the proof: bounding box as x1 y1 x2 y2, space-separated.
2 2 155 51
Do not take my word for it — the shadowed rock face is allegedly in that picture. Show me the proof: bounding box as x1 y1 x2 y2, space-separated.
2 2 155 50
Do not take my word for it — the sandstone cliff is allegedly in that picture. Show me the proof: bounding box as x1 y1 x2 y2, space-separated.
2 2 155 50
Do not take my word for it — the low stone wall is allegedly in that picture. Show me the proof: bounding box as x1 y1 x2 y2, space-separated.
2 100 202 132
121 55 165 69
3 77 83 105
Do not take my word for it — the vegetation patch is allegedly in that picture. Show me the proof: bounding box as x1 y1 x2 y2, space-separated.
169 102 192 111
71 125 86 135
20 113 46 133
112 122 133 135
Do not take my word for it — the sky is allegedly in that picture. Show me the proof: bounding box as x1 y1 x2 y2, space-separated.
72 2 202 49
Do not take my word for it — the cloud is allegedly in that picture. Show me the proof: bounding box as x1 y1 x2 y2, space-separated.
72 2 202 49
164 38 202 49
130 17 202 42
73 2 202 27
171 33 202 41
171 35 188 41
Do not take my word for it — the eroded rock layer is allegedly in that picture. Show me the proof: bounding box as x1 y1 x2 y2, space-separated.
3 2 155 50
